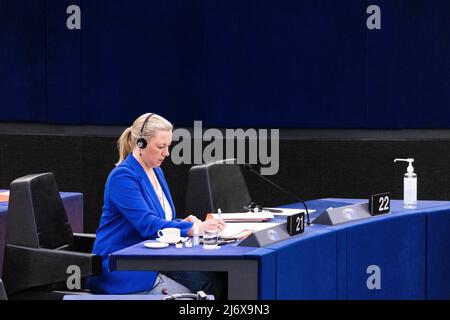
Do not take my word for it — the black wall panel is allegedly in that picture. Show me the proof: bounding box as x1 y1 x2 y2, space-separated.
0 134 83 196
1 133 450 232
81 136 116 231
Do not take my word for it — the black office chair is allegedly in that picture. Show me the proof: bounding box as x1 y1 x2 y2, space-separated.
2 173 102 300
185 159 253 220
0 278 7 300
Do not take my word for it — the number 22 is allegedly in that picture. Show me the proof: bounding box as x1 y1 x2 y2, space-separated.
378 196 389 211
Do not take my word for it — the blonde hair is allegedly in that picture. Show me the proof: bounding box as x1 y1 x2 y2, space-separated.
116 113 173 165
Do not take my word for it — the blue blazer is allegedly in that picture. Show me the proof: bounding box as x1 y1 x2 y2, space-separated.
87 154 193 294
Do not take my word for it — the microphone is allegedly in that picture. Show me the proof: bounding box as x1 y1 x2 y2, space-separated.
242 164 311 226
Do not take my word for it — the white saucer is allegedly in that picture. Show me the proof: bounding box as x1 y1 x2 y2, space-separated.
156 237 188 244
144 241 169 249
202 245 220 250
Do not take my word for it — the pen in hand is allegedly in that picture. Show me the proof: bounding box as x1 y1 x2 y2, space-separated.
216 208 227 234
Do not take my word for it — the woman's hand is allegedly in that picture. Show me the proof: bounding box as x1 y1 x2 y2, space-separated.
183 215 201 223
199 218 226 234
187 218 226 236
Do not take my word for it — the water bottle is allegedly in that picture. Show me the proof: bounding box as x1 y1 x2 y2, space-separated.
193 223 200 246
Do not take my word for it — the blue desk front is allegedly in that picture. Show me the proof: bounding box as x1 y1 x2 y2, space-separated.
109 199 450 300
279 199 450 300
423 202 450 299
109 241 276 300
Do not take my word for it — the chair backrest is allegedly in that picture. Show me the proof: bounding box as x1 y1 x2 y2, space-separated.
185 159 252 219
7 173 73 249
0 278 7 300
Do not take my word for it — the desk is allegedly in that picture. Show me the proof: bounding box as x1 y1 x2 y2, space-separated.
423 202 450 299
109 199 450 300
109 242 276 300
0 191 83 276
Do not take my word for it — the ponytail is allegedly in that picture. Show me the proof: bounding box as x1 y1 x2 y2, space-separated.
115 127 133 165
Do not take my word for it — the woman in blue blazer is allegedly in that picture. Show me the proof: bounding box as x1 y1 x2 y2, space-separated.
87 113 225 295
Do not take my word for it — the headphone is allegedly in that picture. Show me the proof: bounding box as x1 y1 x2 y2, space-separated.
136 113 154 150
244 201 263 212
162 290 209 300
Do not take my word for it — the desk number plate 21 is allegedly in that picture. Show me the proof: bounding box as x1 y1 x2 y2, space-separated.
287 212 305 236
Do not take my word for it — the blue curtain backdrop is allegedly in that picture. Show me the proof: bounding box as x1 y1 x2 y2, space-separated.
1 0 449 128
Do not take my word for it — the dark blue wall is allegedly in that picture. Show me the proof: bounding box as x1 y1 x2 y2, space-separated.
0 0 47 122
1 0 449 127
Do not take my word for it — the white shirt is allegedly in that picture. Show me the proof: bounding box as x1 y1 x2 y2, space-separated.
147 170 173 221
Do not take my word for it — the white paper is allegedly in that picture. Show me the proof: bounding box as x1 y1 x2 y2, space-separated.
210 212 274 221
220 222 280 238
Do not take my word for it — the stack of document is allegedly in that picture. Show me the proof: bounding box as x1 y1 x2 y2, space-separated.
220 222 281 239
208 212 274 222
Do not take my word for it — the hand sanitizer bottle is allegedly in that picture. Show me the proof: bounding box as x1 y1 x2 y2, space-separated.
394 158 417 209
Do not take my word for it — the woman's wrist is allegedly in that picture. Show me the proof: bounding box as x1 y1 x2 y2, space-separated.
187 220 200 237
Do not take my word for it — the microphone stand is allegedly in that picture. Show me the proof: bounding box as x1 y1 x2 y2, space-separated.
243 164 311 226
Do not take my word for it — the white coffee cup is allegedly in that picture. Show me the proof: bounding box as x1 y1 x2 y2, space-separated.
157 228 181 243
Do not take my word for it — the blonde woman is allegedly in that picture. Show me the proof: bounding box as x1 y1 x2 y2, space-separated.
88 113 225 296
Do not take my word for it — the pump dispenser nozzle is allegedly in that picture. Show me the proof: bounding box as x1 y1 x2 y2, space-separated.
394 158 415 173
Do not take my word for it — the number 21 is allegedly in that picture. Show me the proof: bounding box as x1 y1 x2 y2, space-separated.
295 216 303 231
